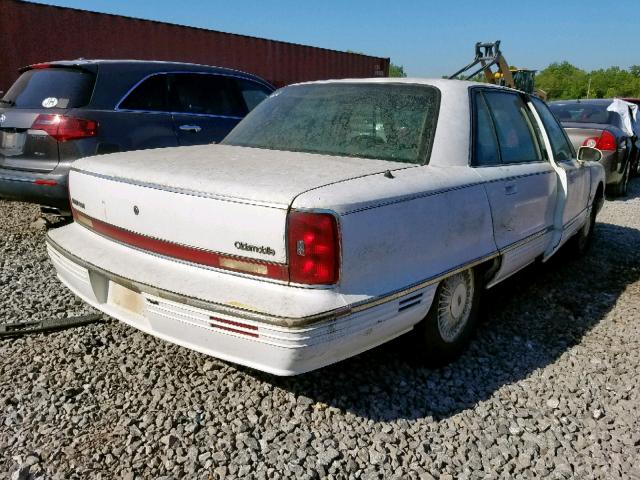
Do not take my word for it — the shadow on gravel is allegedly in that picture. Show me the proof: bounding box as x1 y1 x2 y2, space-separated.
246 205 640 421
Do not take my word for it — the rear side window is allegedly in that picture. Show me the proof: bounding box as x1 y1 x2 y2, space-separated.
2 68 95 109
531 97 574 162
236 79 272 111
169 74 246 117
473 92 500 166
484 91 542 164
119 74 168 111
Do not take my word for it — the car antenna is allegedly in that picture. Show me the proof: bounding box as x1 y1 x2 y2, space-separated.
384 170 395 179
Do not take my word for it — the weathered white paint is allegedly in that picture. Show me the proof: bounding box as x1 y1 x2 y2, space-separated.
73 143 409 207
48 78 606 375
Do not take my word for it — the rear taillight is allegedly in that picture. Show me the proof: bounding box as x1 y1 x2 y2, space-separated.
583 130 616 152
288 211 340 285
31 114 98 142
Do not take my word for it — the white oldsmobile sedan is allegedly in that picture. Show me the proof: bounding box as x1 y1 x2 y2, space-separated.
47 79 605 375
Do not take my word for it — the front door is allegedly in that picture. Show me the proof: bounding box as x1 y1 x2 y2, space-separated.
530 96 591 244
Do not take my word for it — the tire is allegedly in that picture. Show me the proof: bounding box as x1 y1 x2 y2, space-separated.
611 163 629 197
568 202 597 256
411 268 481 367
630 155 639 178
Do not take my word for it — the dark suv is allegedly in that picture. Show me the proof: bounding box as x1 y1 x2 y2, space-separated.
0 60 274 214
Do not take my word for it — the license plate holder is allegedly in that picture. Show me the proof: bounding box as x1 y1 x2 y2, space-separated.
108 282 145 316
0 131 26 154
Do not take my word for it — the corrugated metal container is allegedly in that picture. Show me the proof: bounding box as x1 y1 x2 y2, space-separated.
0 0 389 91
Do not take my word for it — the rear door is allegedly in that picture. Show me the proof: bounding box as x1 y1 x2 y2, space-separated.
168 73 247 145
112 73 178 151
472 89 558 281
0 66 95 172
530 96 591 240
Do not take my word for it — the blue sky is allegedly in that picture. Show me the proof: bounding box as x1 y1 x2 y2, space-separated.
32 0 630 77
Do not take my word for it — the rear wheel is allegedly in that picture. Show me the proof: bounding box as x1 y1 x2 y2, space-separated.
411 268 481 366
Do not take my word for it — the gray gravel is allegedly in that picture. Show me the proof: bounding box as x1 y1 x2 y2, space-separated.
1 182 640 479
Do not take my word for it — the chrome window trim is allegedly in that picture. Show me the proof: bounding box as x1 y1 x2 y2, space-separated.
114 109 244 121
113 70 273 115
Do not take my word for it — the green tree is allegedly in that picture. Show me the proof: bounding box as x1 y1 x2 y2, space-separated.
536 61 640 100
389 63 407 78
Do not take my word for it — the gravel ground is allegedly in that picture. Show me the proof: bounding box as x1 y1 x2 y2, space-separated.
1 182 639 480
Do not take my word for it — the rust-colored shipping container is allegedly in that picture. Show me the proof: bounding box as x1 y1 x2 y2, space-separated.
0 0 389 92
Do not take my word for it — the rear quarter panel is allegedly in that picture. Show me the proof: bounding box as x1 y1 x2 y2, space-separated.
292 165 496 300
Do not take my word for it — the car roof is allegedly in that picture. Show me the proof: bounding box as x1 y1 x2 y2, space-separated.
22 59 272 87
288 77 523 95
281 78 534 169
20 59 274 110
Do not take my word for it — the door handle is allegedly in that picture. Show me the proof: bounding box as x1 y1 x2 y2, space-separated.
179 124 202 133
504 183 518 195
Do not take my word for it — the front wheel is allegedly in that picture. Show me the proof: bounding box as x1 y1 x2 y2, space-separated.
411 268 481 366
567 204 597 256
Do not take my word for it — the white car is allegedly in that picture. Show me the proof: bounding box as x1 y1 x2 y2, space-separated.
46 79 605 375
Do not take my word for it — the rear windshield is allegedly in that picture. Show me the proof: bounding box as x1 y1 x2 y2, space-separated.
549 102 621 127
222 83 440 164
1 67 95 109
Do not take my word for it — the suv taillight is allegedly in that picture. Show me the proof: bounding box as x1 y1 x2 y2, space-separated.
288 211 340 285
31 114 98 142
583 130 616 152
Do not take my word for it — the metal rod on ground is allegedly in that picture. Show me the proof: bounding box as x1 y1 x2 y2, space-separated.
0 314 103 338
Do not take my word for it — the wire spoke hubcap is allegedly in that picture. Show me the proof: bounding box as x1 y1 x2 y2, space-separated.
437 270 474 343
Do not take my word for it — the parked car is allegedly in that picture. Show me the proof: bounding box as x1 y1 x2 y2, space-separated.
0 60 274 214
548 99 639 195
46 79 605 375
623 98 640 177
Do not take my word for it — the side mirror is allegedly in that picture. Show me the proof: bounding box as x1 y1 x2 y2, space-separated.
578 146 602 163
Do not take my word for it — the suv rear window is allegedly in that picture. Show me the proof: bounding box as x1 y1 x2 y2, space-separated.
1 67 95 109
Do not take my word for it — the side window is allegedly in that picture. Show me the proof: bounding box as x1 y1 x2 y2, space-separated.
169 74 246 117
484 91 543 164
531 97 575 162
119 74 168 111
237 79 272 111
473 91 500 166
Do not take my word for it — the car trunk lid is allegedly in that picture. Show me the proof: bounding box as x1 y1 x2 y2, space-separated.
69 143 412 268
